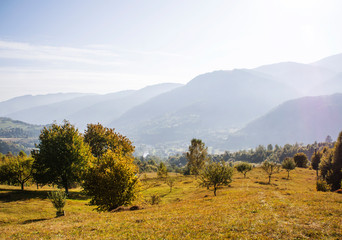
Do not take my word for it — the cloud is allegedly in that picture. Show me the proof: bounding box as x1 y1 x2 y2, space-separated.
0 40 123 66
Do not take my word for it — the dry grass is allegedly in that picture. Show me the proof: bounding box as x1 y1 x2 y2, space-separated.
1 168 341 239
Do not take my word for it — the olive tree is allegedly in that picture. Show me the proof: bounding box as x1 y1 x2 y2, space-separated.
282 157 296 179
261 160 280 184
235 162 253 178
200 161 234 196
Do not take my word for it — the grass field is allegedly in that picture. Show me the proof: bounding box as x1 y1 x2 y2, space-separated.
0 168 341 239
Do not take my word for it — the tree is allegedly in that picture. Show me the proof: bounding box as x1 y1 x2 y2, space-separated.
200 161 233 196
157 162 168 178
0 151 33 190
311 149 323 177
235 162 253 178
282 157 296 179
293 152 308 168
325 135 333 143
82 150 140 211
84 123 134 158
331 131 342 190
261 161 280 184
186 138 209 176
319 147 334 183
32 121 92 194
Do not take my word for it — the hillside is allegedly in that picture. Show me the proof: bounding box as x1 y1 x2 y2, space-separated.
312 52 342 72
0 117 44 138
225 93 342 149
111 69 299 146
1 169 341 239
4 83 182 128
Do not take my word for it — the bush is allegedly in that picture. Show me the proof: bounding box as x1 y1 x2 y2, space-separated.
261 161 280 184
48 191 66 217
282 157 296 179
293 152 308 168
150 193 161 205
316 180 331 192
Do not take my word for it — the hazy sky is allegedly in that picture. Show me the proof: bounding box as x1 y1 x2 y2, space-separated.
1 0 342 101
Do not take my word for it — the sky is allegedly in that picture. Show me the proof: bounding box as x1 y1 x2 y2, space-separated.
1 0 342 101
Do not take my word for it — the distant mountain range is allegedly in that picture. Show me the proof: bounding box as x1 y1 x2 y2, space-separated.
1 52 342 153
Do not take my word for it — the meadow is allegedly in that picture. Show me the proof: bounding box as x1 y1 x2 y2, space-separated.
0 168 341 239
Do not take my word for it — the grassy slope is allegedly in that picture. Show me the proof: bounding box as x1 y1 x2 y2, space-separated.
0 168 341 239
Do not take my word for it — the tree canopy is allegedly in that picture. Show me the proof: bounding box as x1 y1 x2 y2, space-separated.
186 138 209 176
32 121 92 193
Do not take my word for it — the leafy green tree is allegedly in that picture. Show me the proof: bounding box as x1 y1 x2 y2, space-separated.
293 152 308 168
319 147 334 183
261 161 280 184
235 162 253 178
32 121 92 194
200 161 233 196
311 149 323 177
157 162 168 178
0 151 33 190
186 138 209 176
282 157 296 179
82 150 140 211
331 131 342 190
84 123 134 158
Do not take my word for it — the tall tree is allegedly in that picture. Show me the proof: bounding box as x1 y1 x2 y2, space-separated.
32 121 92 194
331 131 342 190
186 138 209 176
84 123 134 158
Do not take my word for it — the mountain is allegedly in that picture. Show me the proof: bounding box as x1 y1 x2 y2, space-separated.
0 117 44 138
0 93 92 116
225 93 342 149
311 72 342 95
254 62 337 95
312 53 342 72
111 69 299 145
4 83 182 128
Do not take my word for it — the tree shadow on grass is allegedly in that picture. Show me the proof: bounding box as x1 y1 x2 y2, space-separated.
0 188 89 202
22 218 50 224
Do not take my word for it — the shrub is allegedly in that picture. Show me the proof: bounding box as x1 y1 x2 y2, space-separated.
293 152 308 168
261 161 280 184
316 180 331 192
48 191 66 217
150 193 161 205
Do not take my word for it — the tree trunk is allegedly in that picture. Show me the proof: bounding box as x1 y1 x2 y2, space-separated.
268 175 271 184
64 180 69 195
21 182 24 191
287 171 290 180
244 172 246 178
214 187 217 196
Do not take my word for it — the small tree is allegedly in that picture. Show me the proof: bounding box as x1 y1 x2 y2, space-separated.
186 138 209 176
199 161 233 196
157 162 168 178
166 178 175 192
82 150 140 211
311 149 323 177
331 131 342 190
48 191 67 217
282 157 296 179
235 162 253 178
0 152 33 190
261 161 280 184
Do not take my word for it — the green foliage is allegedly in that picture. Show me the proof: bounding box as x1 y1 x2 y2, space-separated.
166 178 175 192
157 162 168 178
84 123 134 158
150 193 161 205
319 147 334 185
311 149 323 171
32 120 92 193
261 161 280 184
235 162 253 178
293 152 308 168
331 131 342 190
186 139 209 176
316 179 331 192
200 161 234 196
48 191 66 216
82 150 140 211
282 157 296 179
0 152 33 190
